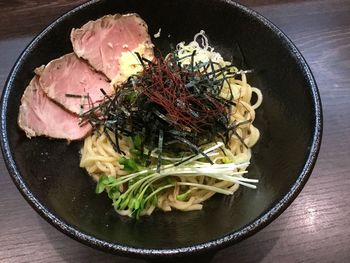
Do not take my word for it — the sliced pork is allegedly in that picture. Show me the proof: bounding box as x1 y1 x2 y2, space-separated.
37 53 113 114
18 76 91 140
71 13 154 86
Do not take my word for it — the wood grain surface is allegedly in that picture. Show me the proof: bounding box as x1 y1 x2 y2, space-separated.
1 0 349 262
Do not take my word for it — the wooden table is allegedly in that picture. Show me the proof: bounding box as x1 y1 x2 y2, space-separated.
1 1 349 262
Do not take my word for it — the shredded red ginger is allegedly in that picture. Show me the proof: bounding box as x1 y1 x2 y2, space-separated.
138 54 226 133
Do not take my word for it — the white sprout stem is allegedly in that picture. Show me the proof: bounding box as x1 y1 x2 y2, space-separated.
230 177 259 183
117 142 258 191
143 184 175 203
122 142 234 181
149 150 219 161
176 182 233 195
117 163 175 183
118 165 257 190
161 169 243 177
197 174 257 189
119 143 222 181
141 169 257 189
140 173 257 194
231 180 257 189
178 142 224 167
188 162 250 169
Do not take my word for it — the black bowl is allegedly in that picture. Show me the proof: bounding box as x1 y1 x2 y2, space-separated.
0 0 322 258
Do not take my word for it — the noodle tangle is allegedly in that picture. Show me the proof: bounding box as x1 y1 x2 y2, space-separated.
80 31 262 217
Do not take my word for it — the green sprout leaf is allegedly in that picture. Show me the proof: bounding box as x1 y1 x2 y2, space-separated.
119 156 143 172
176 189 192 201
96 175 110 194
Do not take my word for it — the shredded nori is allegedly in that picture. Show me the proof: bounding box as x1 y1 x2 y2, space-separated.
80 50 251 169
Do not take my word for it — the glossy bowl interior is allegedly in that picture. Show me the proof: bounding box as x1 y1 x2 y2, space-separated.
0 0 322 258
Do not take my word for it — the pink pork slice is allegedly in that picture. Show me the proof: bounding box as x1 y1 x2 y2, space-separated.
71 13 154 85
37 53 113 114
18 76 91 140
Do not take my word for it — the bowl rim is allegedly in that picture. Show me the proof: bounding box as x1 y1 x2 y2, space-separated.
0 0 322 258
